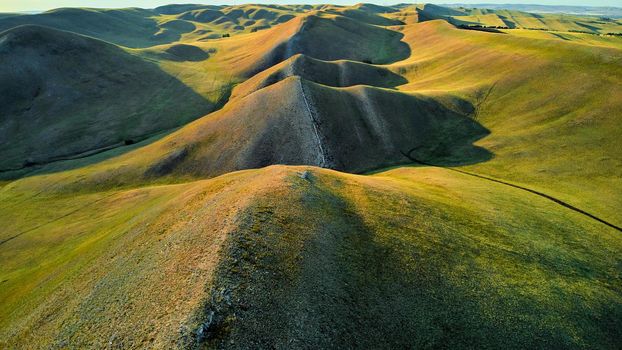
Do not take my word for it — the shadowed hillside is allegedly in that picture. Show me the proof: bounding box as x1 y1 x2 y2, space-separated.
0 25 211 171
139 76 489 177
0 4 317 47
242 12 411 77
230 54 408 99
0 8 185 47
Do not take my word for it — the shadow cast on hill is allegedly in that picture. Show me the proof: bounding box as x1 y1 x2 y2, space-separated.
399 115 493 168
0 25 219 180
164 44 211 62
186 166 566 349
303 81 493 174
247 13 412 78
0 129 175 181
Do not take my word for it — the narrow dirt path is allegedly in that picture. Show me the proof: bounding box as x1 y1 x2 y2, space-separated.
398 153 622 233
447 167 622 232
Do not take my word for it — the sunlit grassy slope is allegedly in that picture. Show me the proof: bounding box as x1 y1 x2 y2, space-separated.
388 19 622 227
1 166 620 348
397 3 622 33
1 2 621 349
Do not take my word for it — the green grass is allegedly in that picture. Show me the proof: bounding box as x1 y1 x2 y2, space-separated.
0 25 213 171
395 4 622 34
2 166 620 348
390 20 622 227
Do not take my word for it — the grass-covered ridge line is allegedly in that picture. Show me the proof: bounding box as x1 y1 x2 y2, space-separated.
1 166 620 348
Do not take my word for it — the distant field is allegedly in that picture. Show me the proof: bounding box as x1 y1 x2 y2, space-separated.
444 3 622 18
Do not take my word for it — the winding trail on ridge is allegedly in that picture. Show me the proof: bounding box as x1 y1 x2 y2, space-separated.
399 151 622 233
450 167 622 232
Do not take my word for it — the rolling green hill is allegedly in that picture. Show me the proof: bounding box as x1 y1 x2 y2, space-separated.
0 25 212 171
389 19 622 228
0 7 182 48
0 3 621 349
1 165 620 348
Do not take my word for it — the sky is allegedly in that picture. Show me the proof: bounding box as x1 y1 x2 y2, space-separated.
0 0 620 12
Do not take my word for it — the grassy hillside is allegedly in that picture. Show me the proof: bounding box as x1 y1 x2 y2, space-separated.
1 3 621 349
229 54 408 99
0 25 212 171
0 7 181 48
397 4 622 34
0 5 315 48
1 166 620 348
0 76 489 191
388 19 622 227
446 4 622 18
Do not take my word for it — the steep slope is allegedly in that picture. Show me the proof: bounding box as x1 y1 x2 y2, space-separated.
278 13 409 64
238 12 410 77
0 25 211 171
1 166 620 348
134 7 413 108
25 75 488 190
230 54 407 99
